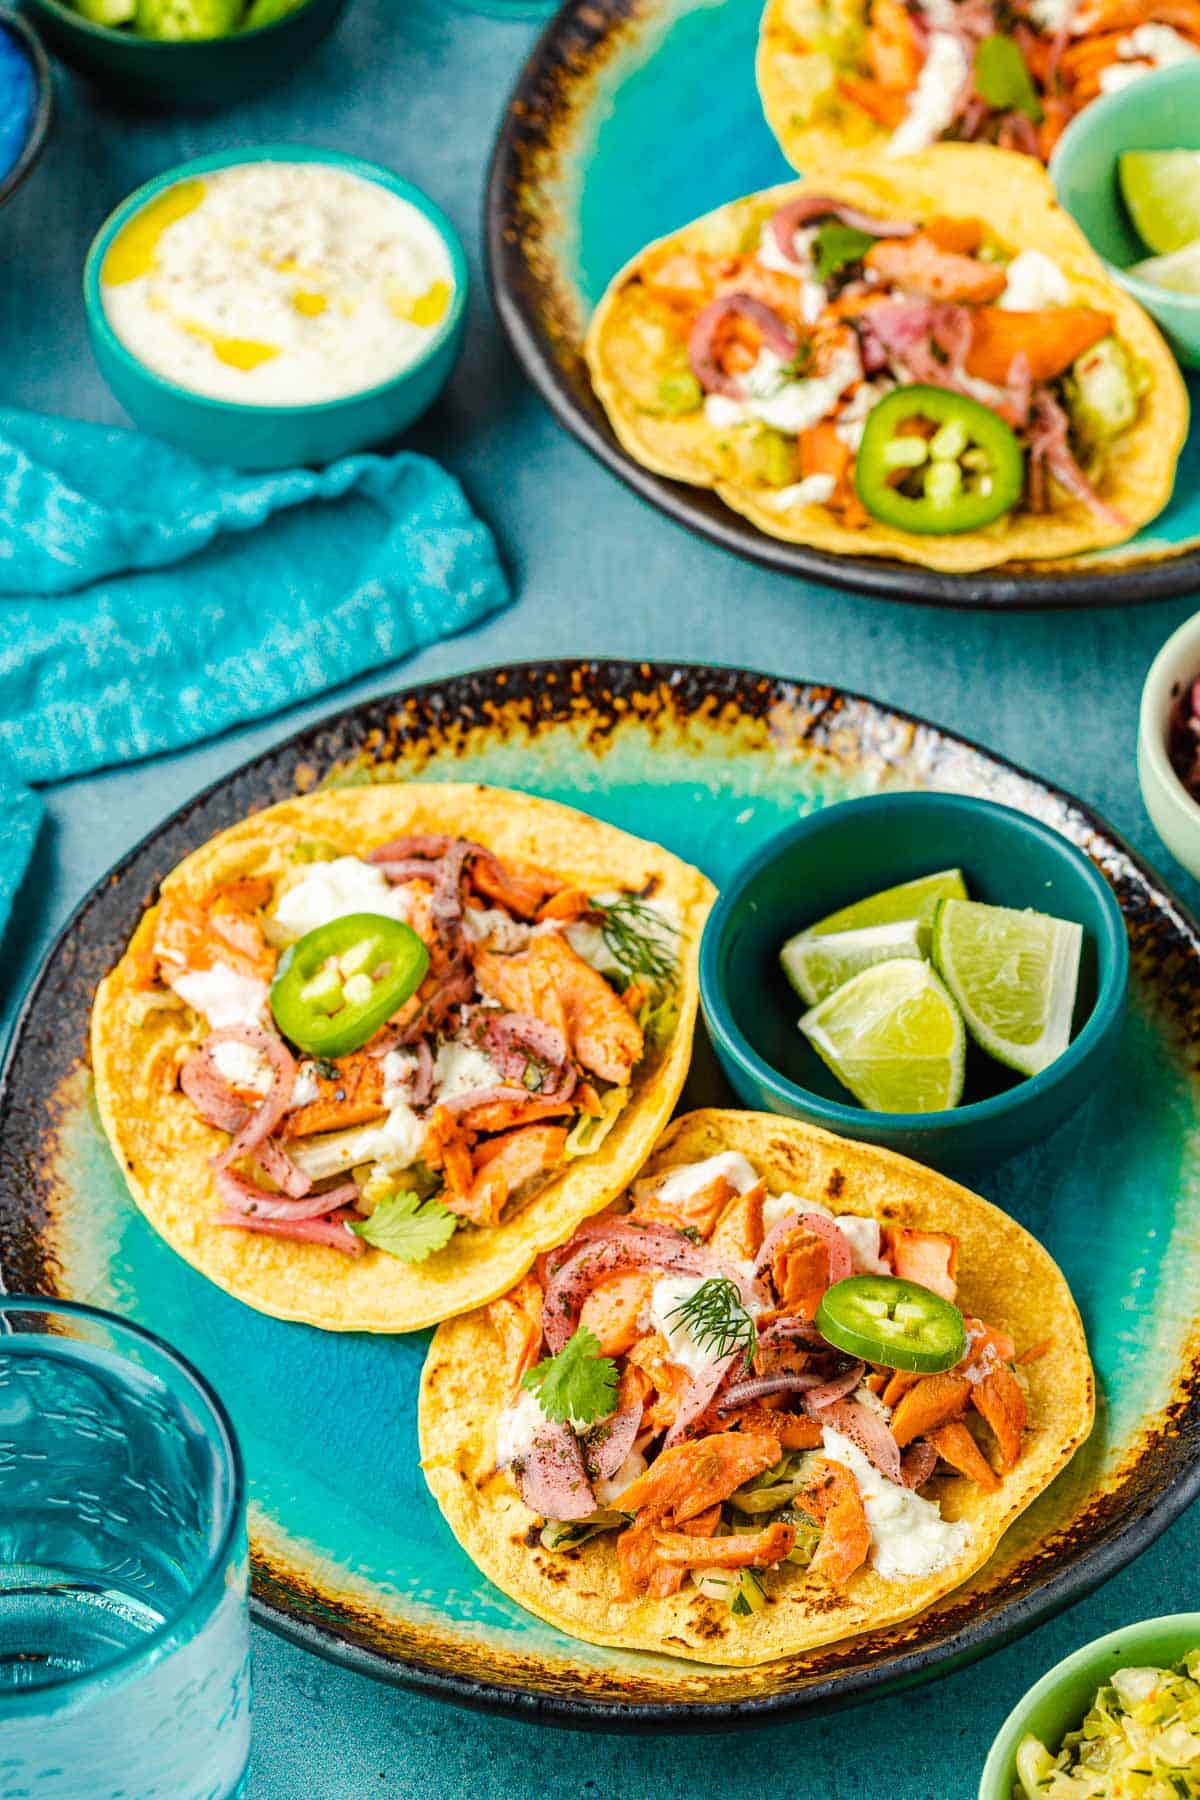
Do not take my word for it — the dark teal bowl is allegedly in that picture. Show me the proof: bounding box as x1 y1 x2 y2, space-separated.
699 792 1128 1171
980 1614 1200 1800
19 0 350 107
84 146 468 470
1051 62 1200 369
0 9 52 210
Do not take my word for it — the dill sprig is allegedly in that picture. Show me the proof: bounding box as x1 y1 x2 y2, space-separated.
667 1278 756 1364
589 894 679 987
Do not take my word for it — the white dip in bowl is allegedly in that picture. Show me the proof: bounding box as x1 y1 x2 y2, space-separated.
100 161 457 406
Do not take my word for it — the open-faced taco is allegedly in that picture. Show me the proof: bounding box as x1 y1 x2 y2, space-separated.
585 149 1188 572
91 784 714 1332
757 0 1200 170
420 1109 1092 1665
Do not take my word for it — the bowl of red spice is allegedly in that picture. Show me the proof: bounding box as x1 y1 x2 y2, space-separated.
1139 609 1200 882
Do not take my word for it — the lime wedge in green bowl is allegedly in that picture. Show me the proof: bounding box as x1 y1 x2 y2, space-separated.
1119 149 1200 254
799 958 966 1114
931 897 1082 1079
800 867 967 941
781 918 925 1008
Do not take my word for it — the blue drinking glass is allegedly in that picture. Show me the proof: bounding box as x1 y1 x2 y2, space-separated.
0 1298 250 1799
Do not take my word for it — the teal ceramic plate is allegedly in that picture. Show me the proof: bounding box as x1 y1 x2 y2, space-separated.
3 661 1200 1725
486 0 1200 610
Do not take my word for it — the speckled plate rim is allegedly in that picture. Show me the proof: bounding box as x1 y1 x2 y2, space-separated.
484 0 1200 612
3 657 1200 1728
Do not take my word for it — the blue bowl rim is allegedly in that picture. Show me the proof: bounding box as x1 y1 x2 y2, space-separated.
83 143 469 419
699 790 1130 1136
0 7 53 211
22 0 343 48
1049 61 1200 318
979 1610 1200 1798
0 1291 245 1714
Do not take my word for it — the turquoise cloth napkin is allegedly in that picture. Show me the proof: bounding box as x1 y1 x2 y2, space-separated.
0 408 510 938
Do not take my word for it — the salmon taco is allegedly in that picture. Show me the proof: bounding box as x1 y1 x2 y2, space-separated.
91 784 714 1332
758 0 1200 171
420 1109 1092 1664
585 150 1187 572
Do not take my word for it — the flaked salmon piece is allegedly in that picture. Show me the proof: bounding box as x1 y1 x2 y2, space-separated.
880 1368 921 1410
713 261 815 330
475 935 644 1086
890 1372 971 1447
631 1172 736 1241
451 1123 569 1226
617 1504 720 1598
771 1223 831 1321
579 1271 656 1357
422 1106 474 1202
863 0 922 89
865 235 1007 304
281 1053 387 1138
537 888 591 924
888 1227 959 1303
965 308 1112 386
626 1332 693 1435
470 856 562 920
971 1366 1027 1471
961 1317 1017 1378
454 1096 575 1135
488 1272 545 1397
803 1458 871 1587
927 1420 1000 1492
716 1403 823 1450
652 1518 796 1571
154 881 276 984
708 1180 767 1260
618 1431 782 1524
639 248 735 304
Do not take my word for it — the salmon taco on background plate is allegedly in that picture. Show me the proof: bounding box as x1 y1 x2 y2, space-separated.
757 0 1200 170
585 149 1188 573
419 1109 1092 1665
91 783 714 1332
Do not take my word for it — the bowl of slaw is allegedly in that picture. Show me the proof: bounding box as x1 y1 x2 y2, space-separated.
980 1613 1200 1799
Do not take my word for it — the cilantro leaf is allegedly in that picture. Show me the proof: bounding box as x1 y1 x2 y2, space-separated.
350 1190 457 1262
812 221 876 281
521 1326 618 1427
974 35 1043 122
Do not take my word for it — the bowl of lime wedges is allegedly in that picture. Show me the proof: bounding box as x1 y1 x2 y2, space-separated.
22 0 352 106
699 792 1128 1172
1052 62 1200 369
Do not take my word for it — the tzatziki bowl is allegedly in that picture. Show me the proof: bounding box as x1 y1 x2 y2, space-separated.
84 147 468 470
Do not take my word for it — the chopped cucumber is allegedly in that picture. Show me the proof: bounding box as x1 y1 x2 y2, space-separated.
134 0 243 39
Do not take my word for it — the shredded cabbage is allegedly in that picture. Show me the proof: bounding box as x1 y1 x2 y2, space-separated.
1016 1653 1200 1798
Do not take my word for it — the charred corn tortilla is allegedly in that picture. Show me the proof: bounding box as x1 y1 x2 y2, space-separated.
757 0 885 173
585 149 1188 573
419 1109 1093 1665
91 784 714 1333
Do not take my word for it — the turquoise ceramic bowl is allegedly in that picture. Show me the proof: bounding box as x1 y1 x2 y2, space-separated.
1051 62 1200 369
980 1613 1200 1799
84 147 468 470
699 792 1128 1171
20 0 351 107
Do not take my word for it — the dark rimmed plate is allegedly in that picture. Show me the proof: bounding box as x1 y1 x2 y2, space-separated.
486 0 1200 610
3 659 1200 1727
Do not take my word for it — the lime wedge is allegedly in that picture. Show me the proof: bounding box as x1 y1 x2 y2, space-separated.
781 919 925 1008
803 869 968 943
1119 150 1200 255
71 0 136 20
1129 241 1200 295
799 958 965 1114
930 897 1082 1078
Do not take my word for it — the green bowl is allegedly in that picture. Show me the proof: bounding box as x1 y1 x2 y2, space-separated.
19 0 351 107
1139 606 1200 881
1050 61 1200 369
84 146 469 470
698 791 1128 1172
980 1613 1200 1800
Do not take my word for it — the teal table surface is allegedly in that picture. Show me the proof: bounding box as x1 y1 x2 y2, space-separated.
2 2 1199 1794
